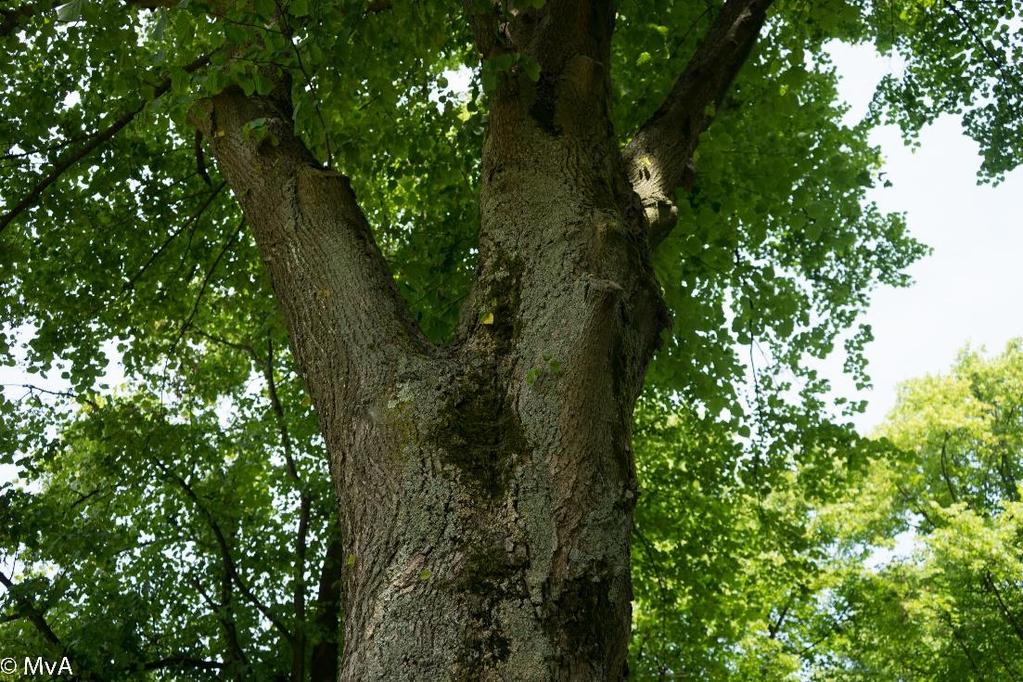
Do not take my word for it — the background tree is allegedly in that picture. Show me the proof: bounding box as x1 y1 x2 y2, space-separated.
787 341 1023 680
1 0 1021 679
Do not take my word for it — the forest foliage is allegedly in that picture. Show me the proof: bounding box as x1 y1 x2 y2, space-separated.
1 0 1022 679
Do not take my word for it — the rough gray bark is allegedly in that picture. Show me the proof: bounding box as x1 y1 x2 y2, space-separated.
194 1 772 679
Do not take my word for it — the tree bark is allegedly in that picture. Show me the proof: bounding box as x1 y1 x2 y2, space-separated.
195 1 771 678
624 0 773 243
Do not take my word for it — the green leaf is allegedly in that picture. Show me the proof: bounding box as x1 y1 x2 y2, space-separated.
254 0 276 18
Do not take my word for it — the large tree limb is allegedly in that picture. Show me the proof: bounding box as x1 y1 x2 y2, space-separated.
624 0 774 245
463 0 616 138
191 80 426 427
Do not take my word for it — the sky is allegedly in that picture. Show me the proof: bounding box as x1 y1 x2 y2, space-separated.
823 42 1023 434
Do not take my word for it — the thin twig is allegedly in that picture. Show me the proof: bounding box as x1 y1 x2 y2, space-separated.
2 383 99 409
170 217 246 353
123 182 226 292
154 457 294 642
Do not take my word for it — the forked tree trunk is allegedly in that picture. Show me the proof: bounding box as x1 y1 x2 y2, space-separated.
194 0 771 677
333 142 665 680
334 299 661 679
329 6 668 678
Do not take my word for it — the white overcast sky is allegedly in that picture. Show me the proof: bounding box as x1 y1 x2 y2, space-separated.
824 42 1023 433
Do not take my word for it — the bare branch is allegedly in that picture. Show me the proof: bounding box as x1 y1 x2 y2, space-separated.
624 0 774 245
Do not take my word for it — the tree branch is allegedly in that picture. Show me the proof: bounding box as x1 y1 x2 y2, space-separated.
192 78 427 435
309 534 343 682
938 431 959 503
983 571 1023 646
0 569 70 662
941 610 987 680
170 216 245 352
123 181 226 292
183 569 249 670
2 382 99 409
624 0 774 245
0 53 210 235
263 337 312 682
183 326 313 676
155 458 294 641
947 2 1023 94
189 326 260 358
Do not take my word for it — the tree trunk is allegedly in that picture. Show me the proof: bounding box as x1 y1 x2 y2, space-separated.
197 87 663 678
334 271 663 680
327 4 667 678
194 0 772 676
331 106 666 680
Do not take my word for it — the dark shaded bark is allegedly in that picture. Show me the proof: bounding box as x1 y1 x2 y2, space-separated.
310 536 344 681
196 2 770 679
